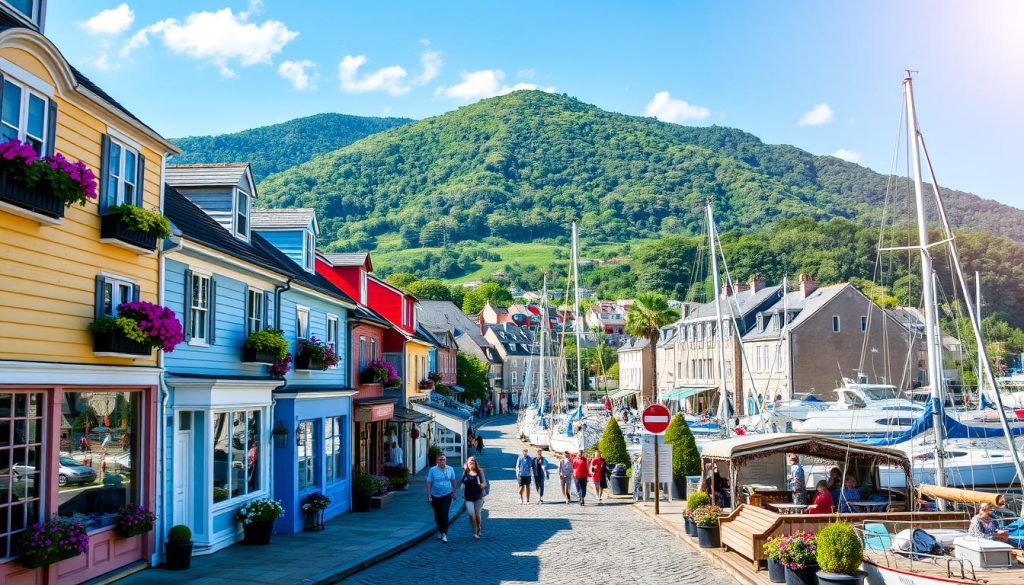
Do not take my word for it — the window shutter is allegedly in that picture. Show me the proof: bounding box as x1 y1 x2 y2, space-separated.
132 283 141 303
94 275 106 320
208 279 217 345
45 99 57 157
263 291 271 330
99 134 113 213
182 269 193 342
135 153 145 206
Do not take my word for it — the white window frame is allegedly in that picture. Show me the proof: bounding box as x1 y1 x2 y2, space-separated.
99 273 137 317
326 314 339 368
832 315 841 333
210 408 265 507
511 371 517 386
106 136 140 207
296 306 310 340
324 416 346 483
246 288 263 335
304 230 315 272
358 336 367 369
297 419 316 491
0 75 47 154
401 297 408 328
370 338 378 361
360 271 368 304
189 272 211 346
235 188 250 241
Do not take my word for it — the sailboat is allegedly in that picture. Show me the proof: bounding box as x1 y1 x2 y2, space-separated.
860 73 1024 585
526 277 553 448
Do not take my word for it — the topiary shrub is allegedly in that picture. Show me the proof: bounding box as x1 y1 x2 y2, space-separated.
671 416 701 482
168 525 192 544
685 490 712 515
664 412 685 444
598 417 630 469
816 522 863 575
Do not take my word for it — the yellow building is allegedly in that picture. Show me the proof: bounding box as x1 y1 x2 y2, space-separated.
0 4 177 584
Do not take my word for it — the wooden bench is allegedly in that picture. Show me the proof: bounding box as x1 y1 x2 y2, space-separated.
720 504 783 570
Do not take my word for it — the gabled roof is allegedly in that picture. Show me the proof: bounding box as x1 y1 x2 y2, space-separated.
685 285 784 322
251 235 354 306
321 252 372 270
166 163 250 188
351 305 392 328
617 337 649 353
251 208 317 231
414 324 441 347
743 283 848 341
417 300 492 351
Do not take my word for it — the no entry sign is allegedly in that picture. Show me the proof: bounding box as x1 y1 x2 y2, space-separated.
642 404 671 434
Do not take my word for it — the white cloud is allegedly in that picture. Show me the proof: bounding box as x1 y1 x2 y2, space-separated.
644 91 711 123
798 102 835 126
414 49 443 85
338 55 410 95
120 7 297 77
436 69 555 101
278 59 317 90
80 3 135 36
832 148 862 163
517 68 536 80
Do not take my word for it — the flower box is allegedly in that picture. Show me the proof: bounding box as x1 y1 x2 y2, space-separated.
100 213 158 253
21 548 80 569
93 329 152 357
242 347 280 365
0 167 63 221
294 354 327 371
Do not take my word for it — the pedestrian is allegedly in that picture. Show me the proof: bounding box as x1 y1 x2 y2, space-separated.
487 400 494 416
515 448 533 504
475 434 484 455
787 454 807 505
590 449 607 504
426 454 458 543
389 441 404 467
461 456 487 539
572 451 590 506
558 451 574 503
532 449 550 504
632 452 643 501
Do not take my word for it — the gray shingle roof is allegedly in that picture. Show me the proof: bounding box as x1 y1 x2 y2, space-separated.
166 163 249 187
617 337 649 353
417 300 492 354
322 252 370 267
686 285 784 322
251 208 317 230
742 283 849 341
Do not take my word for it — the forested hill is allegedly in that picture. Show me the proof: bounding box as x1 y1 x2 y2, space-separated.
252 91 1024 251
171 113 413 182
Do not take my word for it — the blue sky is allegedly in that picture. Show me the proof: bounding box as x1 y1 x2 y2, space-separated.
46 1 1024 208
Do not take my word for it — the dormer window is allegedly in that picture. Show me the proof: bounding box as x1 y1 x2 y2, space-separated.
303 230 314 271
235 189 250 240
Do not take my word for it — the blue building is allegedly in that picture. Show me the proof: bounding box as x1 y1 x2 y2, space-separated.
160 164 356 555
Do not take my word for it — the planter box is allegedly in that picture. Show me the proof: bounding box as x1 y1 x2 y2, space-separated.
93 329 152 358
0 167 64 222
370 491 397 509
294 354 327 371
242 521 274 545
242 347 280 365
21 549 81 569
100 213 158 253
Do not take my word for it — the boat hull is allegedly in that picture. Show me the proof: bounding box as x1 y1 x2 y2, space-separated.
862 558 972 585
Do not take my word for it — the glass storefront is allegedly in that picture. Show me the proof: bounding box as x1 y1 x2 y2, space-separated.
212 409 261 503
0 392 43 559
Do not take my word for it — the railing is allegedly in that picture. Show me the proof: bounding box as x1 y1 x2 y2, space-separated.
853 519 978 582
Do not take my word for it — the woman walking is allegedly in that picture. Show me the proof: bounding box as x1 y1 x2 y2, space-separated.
462 456 487 538
532 449 550 504
572 452 590 506
558 451 574 504
426 454 458 543
590 449 607 504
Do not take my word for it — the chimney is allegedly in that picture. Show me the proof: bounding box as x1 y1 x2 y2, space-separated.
800 273 818 299
720 283 733 298
750 274 766 292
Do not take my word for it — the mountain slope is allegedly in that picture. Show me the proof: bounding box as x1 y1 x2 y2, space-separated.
255 91 1024 250
171 113 413 182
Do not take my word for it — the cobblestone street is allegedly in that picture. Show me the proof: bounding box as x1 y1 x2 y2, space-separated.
344 416 736 585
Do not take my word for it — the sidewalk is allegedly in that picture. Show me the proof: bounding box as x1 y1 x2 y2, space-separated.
118 458 471 585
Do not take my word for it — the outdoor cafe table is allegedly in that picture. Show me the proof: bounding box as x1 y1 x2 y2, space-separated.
846 500 888 512
769 503 808 515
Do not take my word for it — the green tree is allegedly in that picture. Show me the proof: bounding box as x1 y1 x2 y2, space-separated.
665 413 700 485
456 352 490 403
386 272 419 288
406 279 453 301
462 282 513 314
399 223 420 248
598 417 630 469
625 293 679 406
448 285 466 309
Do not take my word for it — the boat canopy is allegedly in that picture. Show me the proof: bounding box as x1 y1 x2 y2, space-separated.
659 386 715 401
701 433 911 471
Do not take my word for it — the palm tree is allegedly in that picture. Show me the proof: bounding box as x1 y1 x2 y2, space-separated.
625 293 680 407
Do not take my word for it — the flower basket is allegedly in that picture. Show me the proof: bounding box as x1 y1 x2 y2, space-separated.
295 337 338 371
237 499 283 546
243 329 288 364
764 535 787 582
691 504 722 548
0 140 97 221
362 359 398 385
0 165 63 219
92 327 152 357
779 531 819 585
115 504 156 538
418 380 434 390
18 517 89 569
165 525 192 570
243 521 274 545
294 353 327 371
100 211 158 252
90 301 184 355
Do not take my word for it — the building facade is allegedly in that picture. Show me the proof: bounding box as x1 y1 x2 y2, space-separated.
617 338 653 402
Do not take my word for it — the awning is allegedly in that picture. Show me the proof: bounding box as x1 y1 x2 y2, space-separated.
609 388 639 401
392 406 431 424
658 386 716 401
412 401 471 436
355 398 396 423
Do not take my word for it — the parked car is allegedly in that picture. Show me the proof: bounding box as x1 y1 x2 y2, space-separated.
16 457 98 487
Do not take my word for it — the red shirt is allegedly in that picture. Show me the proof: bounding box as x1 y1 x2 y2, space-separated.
807 489 834 514
572 457 590 479
590 456 605 479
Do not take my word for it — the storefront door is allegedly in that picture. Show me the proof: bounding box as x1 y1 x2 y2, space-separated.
173 416 192 528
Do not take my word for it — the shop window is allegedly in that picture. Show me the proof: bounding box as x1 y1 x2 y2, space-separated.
0 392 44 559
325 416 345 483
57 391 140 532
212 410 261 503
297 420 315 491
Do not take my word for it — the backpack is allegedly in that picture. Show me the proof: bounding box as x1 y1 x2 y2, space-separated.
893 528 942 559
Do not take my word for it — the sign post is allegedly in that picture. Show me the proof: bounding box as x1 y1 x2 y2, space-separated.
642 404 671 514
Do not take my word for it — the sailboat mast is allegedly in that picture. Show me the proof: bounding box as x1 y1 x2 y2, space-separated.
905 73 946 503
707 203 732 427
572 222 584 413
976 271 983 409
539 275 547 415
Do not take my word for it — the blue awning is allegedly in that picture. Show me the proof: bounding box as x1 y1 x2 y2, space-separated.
658 386 716 401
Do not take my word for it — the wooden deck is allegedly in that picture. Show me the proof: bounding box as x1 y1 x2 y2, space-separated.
863 549 1024 585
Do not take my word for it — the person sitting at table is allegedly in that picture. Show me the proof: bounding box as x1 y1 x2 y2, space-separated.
835 475 860 513
807 480 834 514
826 466 842 491
968 503 1009 542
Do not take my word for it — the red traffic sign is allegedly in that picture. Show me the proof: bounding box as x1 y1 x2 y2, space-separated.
642 404 671 434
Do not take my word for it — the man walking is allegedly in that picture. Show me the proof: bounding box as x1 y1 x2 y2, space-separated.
426 454 458 543
558 451 574 504
788 454 807 505
572 451 590 506
515 448 534 504
532 449 550 504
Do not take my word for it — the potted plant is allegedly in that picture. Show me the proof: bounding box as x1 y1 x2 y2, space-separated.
427 444 443 467
361 358 397 385
691 504 723 548
90 301 184 356
100 204 171 252
385 377 402 389
0 139 97 220
764 535 787 583
665 412 700 499
294 337 339 370
165 525 193 571
418 379 434 390
17 516 89 569
778 530 818 585
353 473 379 512
301 492 331 532
115 504 156 537
243 329 289 364
236 498 284 545
382 465 410 490
269 353 292 379
815 523 865 585
684 491 711 537
429 371 442 383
